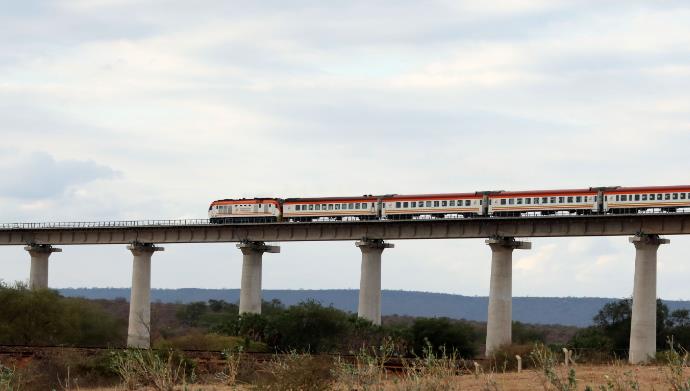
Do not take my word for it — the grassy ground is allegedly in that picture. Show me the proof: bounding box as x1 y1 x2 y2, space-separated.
72 365 690 390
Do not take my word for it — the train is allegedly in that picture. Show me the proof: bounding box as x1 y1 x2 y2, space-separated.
208 185 690 223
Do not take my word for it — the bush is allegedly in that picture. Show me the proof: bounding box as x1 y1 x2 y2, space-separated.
264 300 354 353
154 332 267 352
255 352 333 391
410 318 478 358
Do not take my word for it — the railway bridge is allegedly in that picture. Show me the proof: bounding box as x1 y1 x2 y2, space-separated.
2 213 690 363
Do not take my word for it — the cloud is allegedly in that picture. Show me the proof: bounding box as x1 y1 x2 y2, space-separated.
0 152 119 199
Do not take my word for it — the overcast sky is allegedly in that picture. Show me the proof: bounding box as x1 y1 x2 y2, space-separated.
2 1 690 299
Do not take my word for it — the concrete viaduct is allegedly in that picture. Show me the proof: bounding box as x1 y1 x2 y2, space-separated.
2 213 690 363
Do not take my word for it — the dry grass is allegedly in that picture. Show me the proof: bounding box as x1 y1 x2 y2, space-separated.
73 366 690 390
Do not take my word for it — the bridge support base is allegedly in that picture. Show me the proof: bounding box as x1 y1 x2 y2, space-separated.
24 244 62 290
356 239 394 326
629 234 669 364
485 237 531 356
127 242 164 348
237 241 280 315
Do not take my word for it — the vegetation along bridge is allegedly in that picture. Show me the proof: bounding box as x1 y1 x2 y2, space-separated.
2 213 689 363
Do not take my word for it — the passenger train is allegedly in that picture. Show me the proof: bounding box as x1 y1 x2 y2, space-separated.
208 186 690 223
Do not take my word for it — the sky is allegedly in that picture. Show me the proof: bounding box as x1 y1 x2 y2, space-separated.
1 0 690 299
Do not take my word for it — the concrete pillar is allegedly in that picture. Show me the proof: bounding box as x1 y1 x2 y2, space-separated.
237 241 280 315
629 234 669 364
356 238 394 326
485 237 531 356
24 244 62 290
127 242 164 348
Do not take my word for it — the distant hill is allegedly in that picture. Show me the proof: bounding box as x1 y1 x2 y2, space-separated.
58 288 690 327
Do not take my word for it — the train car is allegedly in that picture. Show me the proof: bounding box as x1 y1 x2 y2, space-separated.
282 196 379 222
208 198 281 223
381 193 483 219
488 189 598 216
603 186 690 214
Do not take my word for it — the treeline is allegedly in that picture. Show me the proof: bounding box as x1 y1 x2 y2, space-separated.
0 282 556 357
0 282 124 346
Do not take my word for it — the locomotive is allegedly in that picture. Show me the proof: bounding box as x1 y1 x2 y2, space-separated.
208 186 690 223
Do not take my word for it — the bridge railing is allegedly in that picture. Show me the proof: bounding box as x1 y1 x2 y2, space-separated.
0 219 211 229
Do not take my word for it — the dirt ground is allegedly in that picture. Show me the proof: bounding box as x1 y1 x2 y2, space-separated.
76 364 689 390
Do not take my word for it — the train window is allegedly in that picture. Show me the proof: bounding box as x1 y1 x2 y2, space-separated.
673 193 679 200
315 205 321 211
424 201 430 207
396 202 401 208
534 198 540 204
641 195 647 201
542 197 548 204
409 201 415 207
434 201 440 207
403 202 409 208
347 203 353 209
665 194 671 200
622 195 628 201
309 205 314 210
508 198 514 205
500 199 506 205
441 200 447 207
525 198 531 204
682 193 687 200
328 204 334 210
335 204 340 210
354 203 360 209
657 194 663 200
567 196 573 203
295 205 301 211
634 194 639 201
615 195 620 201
517 198 523 205
449 200 455 206
557 197 563 203
465 200 471 206
549 197 555 203
576 196 581 203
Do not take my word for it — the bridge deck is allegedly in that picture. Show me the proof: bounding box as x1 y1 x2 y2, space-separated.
1 214 689 245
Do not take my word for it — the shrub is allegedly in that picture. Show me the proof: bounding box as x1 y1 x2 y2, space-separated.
154 332 267 352
410 318 478 358
110 349 192 391
255 352 333 391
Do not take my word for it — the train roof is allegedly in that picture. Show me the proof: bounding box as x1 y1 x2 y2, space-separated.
493 188 596 197
605 185 690 194
382 193 480 200
211 198 280 204
283 196 378 203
